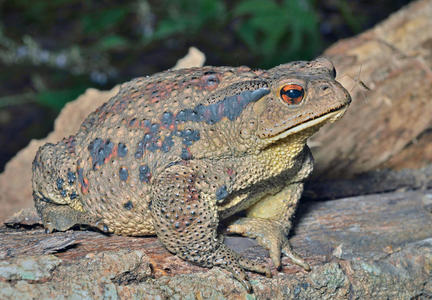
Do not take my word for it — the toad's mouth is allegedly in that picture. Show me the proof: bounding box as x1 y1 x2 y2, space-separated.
266 105 349 142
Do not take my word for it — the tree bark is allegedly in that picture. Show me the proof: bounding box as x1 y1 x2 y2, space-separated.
1 188 432 299
311 0 432 178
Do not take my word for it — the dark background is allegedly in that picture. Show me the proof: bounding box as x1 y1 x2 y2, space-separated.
0 0 413 172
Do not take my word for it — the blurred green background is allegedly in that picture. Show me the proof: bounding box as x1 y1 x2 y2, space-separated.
0 0 413 171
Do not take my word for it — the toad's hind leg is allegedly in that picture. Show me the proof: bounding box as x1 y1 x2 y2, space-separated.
32 142 106 233
34 195 103 233
151 164 270 292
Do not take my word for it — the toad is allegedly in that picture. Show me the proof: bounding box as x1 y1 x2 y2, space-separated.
32 57 351 291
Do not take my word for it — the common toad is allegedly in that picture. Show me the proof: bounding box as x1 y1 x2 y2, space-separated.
32 57 351 291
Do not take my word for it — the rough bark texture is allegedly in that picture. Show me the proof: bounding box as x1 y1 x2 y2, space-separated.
1 188 431 299
312 0 432 178
304 165 432 200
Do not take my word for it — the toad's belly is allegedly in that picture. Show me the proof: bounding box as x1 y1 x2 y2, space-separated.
218 179 286 220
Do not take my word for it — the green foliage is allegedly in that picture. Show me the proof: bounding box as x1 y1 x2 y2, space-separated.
36 86 88 112
81 7 130 34
233 0 321 66
8 0 79 24
151 0 227 39
147 0 321 66
95 35 129 51
336 0 364 34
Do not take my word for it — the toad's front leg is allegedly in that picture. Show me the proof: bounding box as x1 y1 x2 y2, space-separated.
227 182 310 271
150 163 270 292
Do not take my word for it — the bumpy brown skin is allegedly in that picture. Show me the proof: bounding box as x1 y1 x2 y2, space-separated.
32 57 351 291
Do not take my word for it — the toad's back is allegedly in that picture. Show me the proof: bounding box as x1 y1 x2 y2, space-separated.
32 65 274 235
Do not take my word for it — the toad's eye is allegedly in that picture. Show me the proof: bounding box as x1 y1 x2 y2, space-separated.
280 84 304 105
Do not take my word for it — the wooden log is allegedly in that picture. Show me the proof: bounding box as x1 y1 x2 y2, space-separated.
311 0 432 178
1 189 431 298
304 164 432 200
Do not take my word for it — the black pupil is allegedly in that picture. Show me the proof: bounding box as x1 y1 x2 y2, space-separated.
286 89 303 99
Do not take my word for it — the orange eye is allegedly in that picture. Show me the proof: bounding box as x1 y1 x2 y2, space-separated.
280 84 304 105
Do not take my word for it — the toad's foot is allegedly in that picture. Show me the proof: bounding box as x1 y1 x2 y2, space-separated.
34 196 108 233
212 242 271 292
227 217 310 271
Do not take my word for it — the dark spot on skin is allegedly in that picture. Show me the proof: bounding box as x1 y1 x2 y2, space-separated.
67 171 76 185
181 147 193 160
129 118 137 127
202 73 220 89
136 132 162 153
147 141 159 152
56 178 64 191
123 201 133 210
119 167 129 181
216 185 229 201
60 190 67 197
118 143 128 157
143 133 152 143
196 103 221 124
77 166 89 194
175 88 269 125
135 150 143 159
161 135 174 153
135 141 144 159
150 123 160 133
143 119 151 127
176 110 186 122
70 191 77 200
151 90 159 100
88 138 114 170
162 111 173 127
222 89 270 121
139 165 151 183
77 168 84 185
175 109 200 123
179 129 200 146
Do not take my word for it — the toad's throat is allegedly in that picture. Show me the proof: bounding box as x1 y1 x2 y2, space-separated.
265 105 348 142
